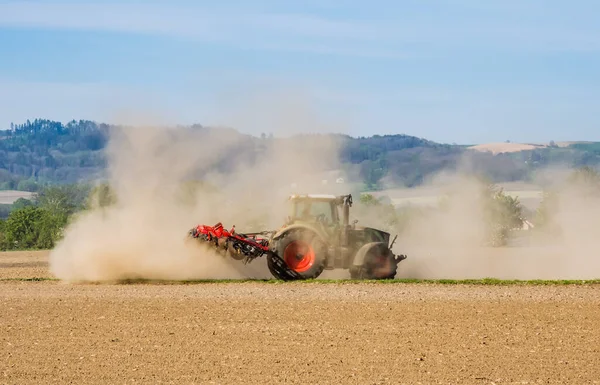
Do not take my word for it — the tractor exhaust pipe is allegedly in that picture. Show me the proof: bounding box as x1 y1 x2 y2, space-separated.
340 194 352 247
343 202 349 227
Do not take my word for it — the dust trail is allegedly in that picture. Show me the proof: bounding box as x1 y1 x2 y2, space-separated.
49 103 600 281
374 165 600 280
49 105 346 282
49 124 245 282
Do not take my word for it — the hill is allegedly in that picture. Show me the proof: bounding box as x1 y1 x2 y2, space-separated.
1 118 599 192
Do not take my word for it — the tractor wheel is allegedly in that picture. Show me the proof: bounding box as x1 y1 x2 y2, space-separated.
268 229 326 280
350 244 398 280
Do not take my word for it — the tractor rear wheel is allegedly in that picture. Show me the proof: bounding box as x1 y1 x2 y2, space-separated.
268 229 326 280
350 244 398 280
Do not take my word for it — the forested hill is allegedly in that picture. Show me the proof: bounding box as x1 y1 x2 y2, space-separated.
1 118 600 192
0 119 112 190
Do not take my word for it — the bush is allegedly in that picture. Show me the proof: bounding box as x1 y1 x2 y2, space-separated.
1 206 67 250
480 184 524 246
0 182 111 250
12 197 34 210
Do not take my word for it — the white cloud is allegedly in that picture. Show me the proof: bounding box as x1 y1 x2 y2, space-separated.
1 1 598 56
0 2 406 58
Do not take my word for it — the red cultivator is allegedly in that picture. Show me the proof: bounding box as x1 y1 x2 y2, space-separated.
189 222 304 280
189 222 272 261
188 194 407 281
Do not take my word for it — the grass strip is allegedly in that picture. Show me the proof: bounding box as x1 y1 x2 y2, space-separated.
0 277 59 282
2 277 599 285
80 277 600 285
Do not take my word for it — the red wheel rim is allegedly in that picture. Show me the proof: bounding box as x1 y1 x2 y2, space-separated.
283 240 315 273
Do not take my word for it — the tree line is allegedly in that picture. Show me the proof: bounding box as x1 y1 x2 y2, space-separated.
2 118 600 193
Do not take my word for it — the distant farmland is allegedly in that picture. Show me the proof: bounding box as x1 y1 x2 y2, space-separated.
0 190 34 205
371 182 544 212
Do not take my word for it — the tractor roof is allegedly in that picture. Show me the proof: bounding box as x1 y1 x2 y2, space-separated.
288 194 353 207
289 194 338 200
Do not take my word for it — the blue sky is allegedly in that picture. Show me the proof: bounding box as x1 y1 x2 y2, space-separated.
0 0 599 144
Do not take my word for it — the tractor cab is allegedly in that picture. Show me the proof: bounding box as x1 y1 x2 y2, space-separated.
286 194 342 227
285 193 355 231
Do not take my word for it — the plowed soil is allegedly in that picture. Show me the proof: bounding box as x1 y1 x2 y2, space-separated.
1 251 600 384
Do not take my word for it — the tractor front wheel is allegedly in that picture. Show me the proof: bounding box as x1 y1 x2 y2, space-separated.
350 244 398 280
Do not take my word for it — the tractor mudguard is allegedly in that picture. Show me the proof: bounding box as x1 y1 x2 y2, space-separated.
351 242 389 268
271 223 328 244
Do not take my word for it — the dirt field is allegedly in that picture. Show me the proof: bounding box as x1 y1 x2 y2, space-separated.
2 251 600 384
467 142 546 155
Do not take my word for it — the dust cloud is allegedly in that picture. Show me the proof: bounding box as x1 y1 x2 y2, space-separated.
49 124 242 282
49 108 346 282
48 101 600 282
380 167 600 280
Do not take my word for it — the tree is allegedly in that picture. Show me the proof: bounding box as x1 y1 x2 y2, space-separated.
3 206 45 249
16 178 39 192
35 211 67 249
34 184 90 216
481 184 524 246
359 193 381 206
355 193 402 233
2 205 67 250
12 197 34 210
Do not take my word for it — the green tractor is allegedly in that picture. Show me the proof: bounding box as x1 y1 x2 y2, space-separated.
266 194 407 280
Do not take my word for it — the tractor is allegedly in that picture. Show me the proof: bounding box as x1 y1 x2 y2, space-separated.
188 194 407 280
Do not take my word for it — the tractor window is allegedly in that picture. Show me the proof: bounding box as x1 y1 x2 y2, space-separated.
292 200 336 224
309 201 334 223
291 200 307 220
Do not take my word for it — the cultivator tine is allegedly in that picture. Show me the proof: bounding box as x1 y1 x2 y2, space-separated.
267 252 304 281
